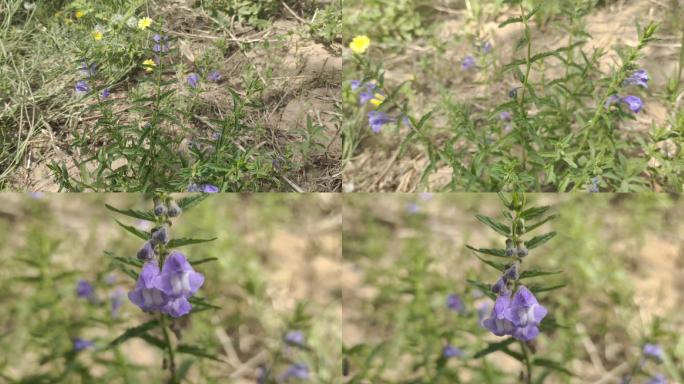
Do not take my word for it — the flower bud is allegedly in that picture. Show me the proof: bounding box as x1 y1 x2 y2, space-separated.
137 241 155 260
150 226 169 245
504 263 519 280
167 199 182 217
491 277 507 294
517 247 528 257
506 246 517 257
154 202 167 217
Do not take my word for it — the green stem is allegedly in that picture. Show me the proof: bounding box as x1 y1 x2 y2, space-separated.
520 341 533 384
518 2 533 171
160 314 177 383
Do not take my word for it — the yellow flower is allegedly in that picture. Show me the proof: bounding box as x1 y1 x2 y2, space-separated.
369 93 385 107
75 10 85 19
138 17 152 30
92 31 103 41
349 35 371 54
143 59 156 72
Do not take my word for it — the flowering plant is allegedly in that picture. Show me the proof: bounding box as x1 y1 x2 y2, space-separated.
468 192 565 382
106 193 221 382
343 0 677 192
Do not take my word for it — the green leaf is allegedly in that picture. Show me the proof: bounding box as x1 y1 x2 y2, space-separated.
473 338 516 358
530 283 566 293
189 257 219 265
177 194 210 210
466 280 496 300
499 16 523 28
520 206 551 220
525 214 558 233
466 245 509 258
176 344 224 362
138 333 165 349
105 204 155 221
524 232 556 250
475 214 511 237
475 255 508 272
109 320 160 348
519 269 562 279
189 296 222 310
533 357 574 376
167 237 217 248
114 219 150 241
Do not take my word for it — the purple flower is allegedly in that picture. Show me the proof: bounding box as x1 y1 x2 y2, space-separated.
156 251 204 300
646 374 667 384
152 34 170 53
446 293 465 313
500 111 512 121
278 363 309 382
507 286 548 341
588 177 600 193
101 88 110 99
110 288 125 317
76 279 95 300
482 293 516 336
482 41 492 53
644 343 665 361
137 241 155 261
368 111 393 133
350 80 362 91
208 71 221 82
461 56 476 70
73 338 93 351
75 80 90 95
442 344 464 358
80 62 97 78
150 227 169 246
605 94 621 108
406 202 419 214
358 83 379 105
187 73 200 88
401 115 412 128
128 261 169 312
621 95 643 113
187 183 219 193
624 69 649 88
284 330 306 347
105 273 118 285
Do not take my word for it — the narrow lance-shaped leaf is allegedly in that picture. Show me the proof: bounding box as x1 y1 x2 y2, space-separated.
466 245 509 258
473 338 517 358
475 214 511 237
109 320 160 348
167 237 217 248
524 231 556 250
114 219 149 241
105 204 156 221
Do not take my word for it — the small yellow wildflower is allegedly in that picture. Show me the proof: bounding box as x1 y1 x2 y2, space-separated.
92 31 103 41
75 10 85 19
369 93 385 107
138 17 153 30
349 35 371 54
143 59 156 72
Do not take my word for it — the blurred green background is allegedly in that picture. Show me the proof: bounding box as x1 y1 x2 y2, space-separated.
342 193 684 383
0 193 341 383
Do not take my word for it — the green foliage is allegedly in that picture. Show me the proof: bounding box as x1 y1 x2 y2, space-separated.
345 1 683 192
